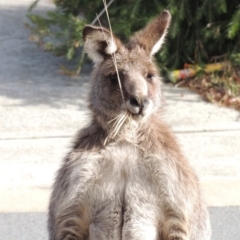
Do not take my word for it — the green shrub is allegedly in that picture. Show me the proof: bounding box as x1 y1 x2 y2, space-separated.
26 0 240 74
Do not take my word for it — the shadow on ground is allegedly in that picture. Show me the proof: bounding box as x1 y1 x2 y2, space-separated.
0 5 92 109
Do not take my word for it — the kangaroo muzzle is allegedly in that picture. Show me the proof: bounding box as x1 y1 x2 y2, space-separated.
127 95 150 115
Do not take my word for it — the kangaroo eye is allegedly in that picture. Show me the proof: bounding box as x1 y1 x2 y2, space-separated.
146 73 154 82
109 74 119 85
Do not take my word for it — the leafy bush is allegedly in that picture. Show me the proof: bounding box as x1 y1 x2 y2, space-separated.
26 0 240 73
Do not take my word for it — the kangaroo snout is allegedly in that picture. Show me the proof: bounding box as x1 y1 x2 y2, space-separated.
123 71 151 116
127 95 150 115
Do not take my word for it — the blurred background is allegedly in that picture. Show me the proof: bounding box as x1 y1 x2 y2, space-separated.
26 0 240 109
0 0 240 239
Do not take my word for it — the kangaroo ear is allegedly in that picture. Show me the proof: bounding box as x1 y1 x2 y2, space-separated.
83 25 121 63
128 10 171 56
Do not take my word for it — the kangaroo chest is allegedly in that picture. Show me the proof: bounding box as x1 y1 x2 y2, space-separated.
80 142 161 239
96 142 153 192
80 142 162 213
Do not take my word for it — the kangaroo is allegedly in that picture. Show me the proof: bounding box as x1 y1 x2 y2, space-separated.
48 10 211 240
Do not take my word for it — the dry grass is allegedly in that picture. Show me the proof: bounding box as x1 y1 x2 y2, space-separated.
177 66 240 111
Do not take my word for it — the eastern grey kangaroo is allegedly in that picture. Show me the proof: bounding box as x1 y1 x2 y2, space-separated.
48 10 211 240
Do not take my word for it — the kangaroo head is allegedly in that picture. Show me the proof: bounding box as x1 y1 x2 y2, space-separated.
83 11 171 125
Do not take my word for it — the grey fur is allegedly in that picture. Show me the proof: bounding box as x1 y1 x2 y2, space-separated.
48 10 211 240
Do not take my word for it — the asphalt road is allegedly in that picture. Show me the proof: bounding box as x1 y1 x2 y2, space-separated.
1 207 240 240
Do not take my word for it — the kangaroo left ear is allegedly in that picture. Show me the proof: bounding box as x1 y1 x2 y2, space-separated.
83 25 122 63
128 10 171 56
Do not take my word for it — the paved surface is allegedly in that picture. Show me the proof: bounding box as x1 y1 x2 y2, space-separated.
0 0 240 239
1 207 240 240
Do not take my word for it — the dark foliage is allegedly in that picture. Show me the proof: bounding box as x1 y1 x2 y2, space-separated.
27 0 240 71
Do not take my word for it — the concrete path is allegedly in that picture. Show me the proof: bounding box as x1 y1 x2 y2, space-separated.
1 207 240 240
0 0 240 239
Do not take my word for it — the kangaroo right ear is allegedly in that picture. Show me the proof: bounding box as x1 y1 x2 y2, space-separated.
128 10 171 56
83 25 122 63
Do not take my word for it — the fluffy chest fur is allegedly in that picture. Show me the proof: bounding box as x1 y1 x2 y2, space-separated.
69 142 164 239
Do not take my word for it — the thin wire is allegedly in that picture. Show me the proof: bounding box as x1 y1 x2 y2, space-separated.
96 0 129 145
91 0 115 25
102 0 126 107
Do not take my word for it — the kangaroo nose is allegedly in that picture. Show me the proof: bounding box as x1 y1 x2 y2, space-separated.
128 95 150 114
129 96 140 107
143 97 150 106
129 96 149 107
